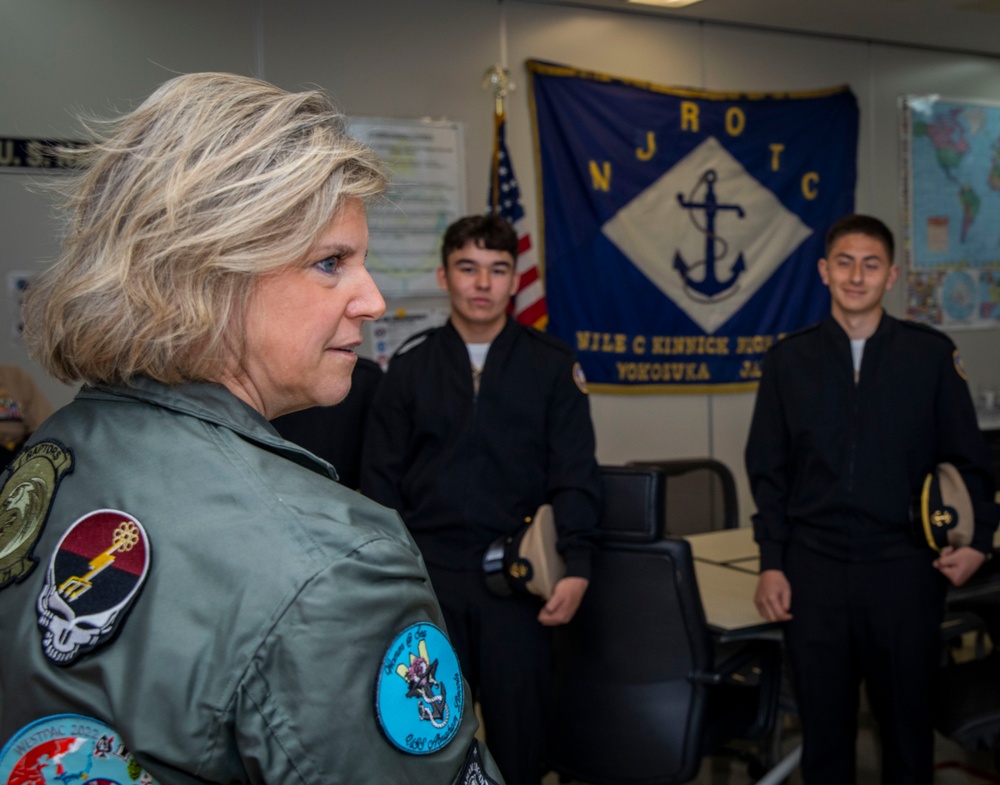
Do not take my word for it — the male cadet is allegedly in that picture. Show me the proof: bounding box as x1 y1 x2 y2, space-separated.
746 214 998 784
361 214 601 785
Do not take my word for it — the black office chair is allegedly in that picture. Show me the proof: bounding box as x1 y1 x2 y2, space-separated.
628 458 739 535
545 467 780 785
595 464 666 542
934 589 1000 773
934 650 1000 773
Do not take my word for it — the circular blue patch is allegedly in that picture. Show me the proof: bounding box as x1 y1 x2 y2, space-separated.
0 714 159 783
375 622 465 755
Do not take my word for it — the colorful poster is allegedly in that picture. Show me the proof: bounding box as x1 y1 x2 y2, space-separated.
365 307 449 370
528 61 858 392
901 95 1000 329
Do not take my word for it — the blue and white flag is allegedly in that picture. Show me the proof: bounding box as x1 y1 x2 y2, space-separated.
528 61 859 392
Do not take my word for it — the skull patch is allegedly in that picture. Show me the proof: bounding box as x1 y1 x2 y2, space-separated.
37 509 151 665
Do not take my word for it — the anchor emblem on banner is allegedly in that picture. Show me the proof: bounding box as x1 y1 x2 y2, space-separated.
674 169 746 299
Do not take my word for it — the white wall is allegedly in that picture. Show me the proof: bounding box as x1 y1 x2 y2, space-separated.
2 0 999 522
0 0 258 404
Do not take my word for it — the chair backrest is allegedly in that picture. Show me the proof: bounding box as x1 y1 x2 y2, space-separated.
935 650 1000 752
629 458 739 535
598 465 667 543
546 537 715 785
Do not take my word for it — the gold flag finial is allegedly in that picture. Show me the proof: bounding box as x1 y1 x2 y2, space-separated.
482 64 514 117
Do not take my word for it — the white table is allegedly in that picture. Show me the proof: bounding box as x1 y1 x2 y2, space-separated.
692 559 772 637
684 528 774 639
685 526 756 565
687 525 1000 565
685 526 1000 634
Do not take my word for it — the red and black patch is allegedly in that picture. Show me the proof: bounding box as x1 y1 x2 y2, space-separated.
37 509 150 665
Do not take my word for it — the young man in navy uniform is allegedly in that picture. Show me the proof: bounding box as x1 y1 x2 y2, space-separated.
746 214 998 784
361 214 601 785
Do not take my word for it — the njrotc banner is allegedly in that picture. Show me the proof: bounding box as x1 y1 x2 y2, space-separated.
528 61 859 392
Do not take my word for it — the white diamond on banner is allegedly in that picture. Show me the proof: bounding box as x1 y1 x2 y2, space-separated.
603 136 813 334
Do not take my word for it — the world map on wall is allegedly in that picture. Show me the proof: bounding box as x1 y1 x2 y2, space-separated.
903 96 1000 328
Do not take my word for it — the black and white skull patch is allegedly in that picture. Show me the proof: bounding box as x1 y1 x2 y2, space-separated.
36 509 151 665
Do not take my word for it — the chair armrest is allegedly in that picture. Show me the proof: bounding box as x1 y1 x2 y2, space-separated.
688 642 760 686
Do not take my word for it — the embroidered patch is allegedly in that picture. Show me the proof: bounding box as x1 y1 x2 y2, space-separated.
0 713 159 784
376 622 464 754
457 740 502 785
0 440 74 590
572 362 589 394
37 509 151 665
953 349 969 381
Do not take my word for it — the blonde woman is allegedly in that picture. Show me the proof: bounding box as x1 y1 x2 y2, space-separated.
0 73 502 785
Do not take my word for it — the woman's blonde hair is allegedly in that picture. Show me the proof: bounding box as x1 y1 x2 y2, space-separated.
23 72 386 386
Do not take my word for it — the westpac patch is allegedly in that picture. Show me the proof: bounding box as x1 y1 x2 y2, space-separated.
376 622 464 754
0 714 159 784
37 509 151 665
0 440 73 590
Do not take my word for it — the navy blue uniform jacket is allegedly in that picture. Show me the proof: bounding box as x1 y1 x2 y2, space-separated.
361 317 601 578
747 314 997 572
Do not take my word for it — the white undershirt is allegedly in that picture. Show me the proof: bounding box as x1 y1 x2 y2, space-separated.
467 342 490 394
850 338 865 382
466 342 490 372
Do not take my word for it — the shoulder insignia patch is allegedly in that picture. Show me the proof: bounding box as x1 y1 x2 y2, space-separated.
375 622 465 754
573 362 589 394
457 740 502 785
953 349 969 381
37 509 151 665
0 713 160 784
0 440 74 590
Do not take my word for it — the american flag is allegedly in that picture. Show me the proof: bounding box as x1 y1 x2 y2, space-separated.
488 112 548 329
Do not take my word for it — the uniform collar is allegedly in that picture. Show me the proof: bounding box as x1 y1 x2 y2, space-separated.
78 377 338 479
443 314 516 349
821 311 895 347
820 313 897 386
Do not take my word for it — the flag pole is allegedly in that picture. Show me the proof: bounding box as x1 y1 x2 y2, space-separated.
482 64 511 212
482 63 511 117
480 62 548 329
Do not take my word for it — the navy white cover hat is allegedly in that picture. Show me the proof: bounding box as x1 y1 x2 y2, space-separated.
483 504 564 599
915 463 974 552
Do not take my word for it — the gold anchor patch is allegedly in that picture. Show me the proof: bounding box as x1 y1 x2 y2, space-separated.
509 561 529 580
930 508 953 528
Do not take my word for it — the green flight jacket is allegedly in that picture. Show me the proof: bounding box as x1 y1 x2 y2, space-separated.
0 378 501 785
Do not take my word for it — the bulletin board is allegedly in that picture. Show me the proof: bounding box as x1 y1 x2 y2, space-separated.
349 117 466 297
